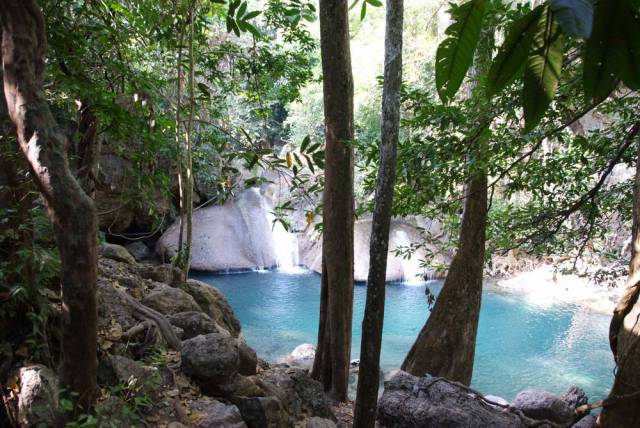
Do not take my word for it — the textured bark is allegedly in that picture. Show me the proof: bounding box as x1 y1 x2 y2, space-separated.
310 0 355 403
601 137 640 427
401 175 487 384
353 0 403 426
1 0 99 411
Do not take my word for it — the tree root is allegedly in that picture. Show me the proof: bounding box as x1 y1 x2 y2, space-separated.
115 288 181 351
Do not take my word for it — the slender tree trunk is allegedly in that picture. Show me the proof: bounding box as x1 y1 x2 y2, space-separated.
76 102 100 199
353 1 403 425
0 0 98 412
310 0 355 403
401 175 487 384
601 132 640 427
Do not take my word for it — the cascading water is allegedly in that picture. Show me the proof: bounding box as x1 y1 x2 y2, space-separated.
237 187 302 272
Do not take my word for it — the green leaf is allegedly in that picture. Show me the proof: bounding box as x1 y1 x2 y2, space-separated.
367 0 383 7
360 1 367 20
487 6 544 96
550 0 593 38
237 1 247 18
583 0 620 101
435 0 489 103
243 10 261 20
613 0 640 90
522 6 564 133
300 135 311 152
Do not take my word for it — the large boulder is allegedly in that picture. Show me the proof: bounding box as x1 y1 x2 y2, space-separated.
189 399 247 428
183 279 241 337
125 241 155 262
512 389 575 425
256 367 335 423
167 311 219 340
238 339 258 376
15 365 59 427
181 333 239 395
560 385 588 409
377 371 527 428
572 414 597 427
157 188 283 270
141 284 201 315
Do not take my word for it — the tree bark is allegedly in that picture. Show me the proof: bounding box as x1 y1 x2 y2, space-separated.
0 0 99 412
353 0 403 425
310 0 355 403
400 174 487 384
600 133 640 427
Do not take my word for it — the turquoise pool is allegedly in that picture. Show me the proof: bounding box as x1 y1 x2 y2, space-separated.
191 270 614 401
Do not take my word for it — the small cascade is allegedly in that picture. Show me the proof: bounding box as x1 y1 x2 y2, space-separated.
271 222 302 272
236 188 276 269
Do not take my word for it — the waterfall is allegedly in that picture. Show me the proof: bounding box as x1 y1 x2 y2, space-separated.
236 187 301 272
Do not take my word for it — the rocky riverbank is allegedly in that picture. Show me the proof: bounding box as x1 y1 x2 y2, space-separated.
4 244 340 427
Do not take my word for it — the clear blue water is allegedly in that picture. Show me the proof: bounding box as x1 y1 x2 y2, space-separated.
191 270 614 401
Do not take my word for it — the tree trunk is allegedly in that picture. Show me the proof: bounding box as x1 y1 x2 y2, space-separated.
400 175 487 384
310 0 355 403
353 0 403 426
76 102 100 199
600 134 640 427
1 0 99 412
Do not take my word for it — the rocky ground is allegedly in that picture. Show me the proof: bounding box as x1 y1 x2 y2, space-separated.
5 243 341 428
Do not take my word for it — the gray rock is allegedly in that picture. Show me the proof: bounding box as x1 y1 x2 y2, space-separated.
167 311 218 340
283 343 315 370
231 396 284 428
561 385 588 409
183 279 241 337
136 263 181 286
190 399 247 428
125 241 154 261
142 284 201 315
512 389 575 425
306 417 338 428
16 365 59 427
377 371 526 428
257 367 335 422
238 339 258 376
181 333 239 395
485 394 509 407
100 243 136 265
572 414 597 427
108 355 160 395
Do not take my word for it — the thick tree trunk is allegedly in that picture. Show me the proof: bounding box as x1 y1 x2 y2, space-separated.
401 175 487 384
601 135 640 427
310 0 355 403
1 0 99 412
353 0 403 426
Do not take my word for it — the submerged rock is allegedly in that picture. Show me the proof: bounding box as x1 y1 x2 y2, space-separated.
15 365 59 428
377 371 527 428
512 389 575 425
